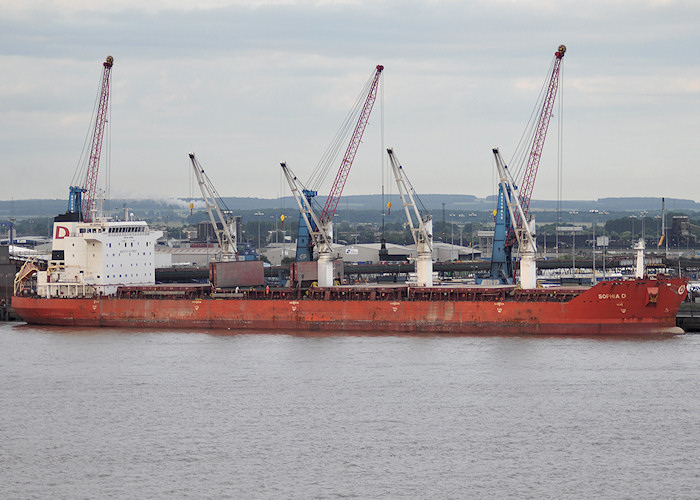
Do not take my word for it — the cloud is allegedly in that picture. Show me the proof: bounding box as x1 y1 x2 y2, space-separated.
1 0 699 203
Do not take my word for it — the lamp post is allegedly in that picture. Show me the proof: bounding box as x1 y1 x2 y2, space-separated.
254 211 264 250
600 211 608 278
450 213 456 260
655 215 660 238
280 214 286 257
442 202 446 242
569 211 578 272
469 213 477 261
590 209 598 281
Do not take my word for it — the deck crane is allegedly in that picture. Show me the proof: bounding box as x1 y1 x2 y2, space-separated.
68 55 114 222
282 161 333 279
319 65 384 229
491 147 537 288
489 45 566 288
284 64 383 287
188 153 238 261
294 188 317 262
386 148 433 286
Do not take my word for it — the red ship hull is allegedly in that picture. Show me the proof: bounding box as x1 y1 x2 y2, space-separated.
12 277 688 335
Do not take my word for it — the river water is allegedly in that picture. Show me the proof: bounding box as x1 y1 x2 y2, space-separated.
1 322 699 499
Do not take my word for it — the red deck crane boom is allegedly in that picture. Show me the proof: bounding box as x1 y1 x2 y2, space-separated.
513 45 565 229
319 64 383 226
283 64 383 287
489 45 565 288
71 55 113 222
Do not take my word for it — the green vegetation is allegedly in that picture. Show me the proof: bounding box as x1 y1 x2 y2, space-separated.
3 205 700 251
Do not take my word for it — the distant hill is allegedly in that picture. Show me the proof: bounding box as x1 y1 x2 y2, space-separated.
1 195 698 218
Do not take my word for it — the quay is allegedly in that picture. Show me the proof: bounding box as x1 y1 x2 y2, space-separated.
676 303 700 332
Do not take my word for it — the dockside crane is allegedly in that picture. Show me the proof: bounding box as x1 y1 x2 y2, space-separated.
489 45 566 288
282 161 332 278
386 148 433 286
283 64 384 287
319 65 384 230
294 188 318 263
68 55 114 222
189 153 238 261
492 147 537 288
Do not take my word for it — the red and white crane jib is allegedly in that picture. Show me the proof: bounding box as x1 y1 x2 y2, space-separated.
81 55 114 222
515 45 565 226
319 64 383 226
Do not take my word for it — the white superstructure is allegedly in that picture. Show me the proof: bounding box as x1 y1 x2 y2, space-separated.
36 215 163 298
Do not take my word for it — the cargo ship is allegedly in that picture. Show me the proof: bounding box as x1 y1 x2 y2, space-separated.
12 214 689 335
10 52 689 335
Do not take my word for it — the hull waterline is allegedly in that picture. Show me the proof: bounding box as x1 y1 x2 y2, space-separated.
12 278 688 336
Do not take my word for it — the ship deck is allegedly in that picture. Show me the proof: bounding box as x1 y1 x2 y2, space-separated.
115 282 589 303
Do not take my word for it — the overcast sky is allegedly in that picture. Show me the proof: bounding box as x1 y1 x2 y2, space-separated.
1 0 699 206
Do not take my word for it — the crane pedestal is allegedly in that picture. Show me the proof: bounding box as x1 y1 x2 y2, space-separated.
520 251 537 289
415 253 434 287
317 252 335 288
